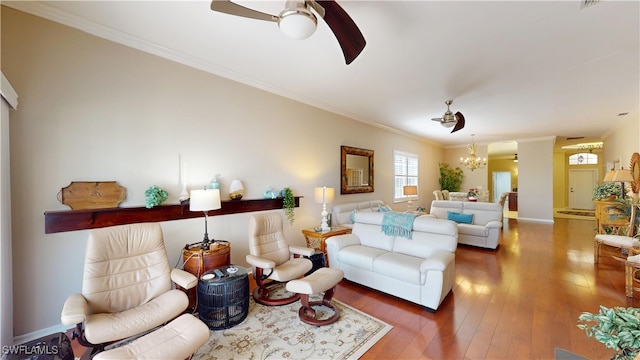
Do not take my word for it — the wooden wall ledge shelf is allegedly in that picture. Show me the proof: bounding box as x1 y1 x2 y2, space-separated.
44 197 301 234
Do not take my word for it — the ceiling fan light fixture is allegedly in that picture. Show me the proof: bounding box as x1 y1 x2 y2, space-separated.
442 121 455 128
278 8 317 40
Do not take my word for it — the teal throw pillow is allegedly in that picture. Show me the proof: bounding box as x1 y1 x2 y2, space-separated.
378 204 392 212
350 209 358 223
447 211 473 224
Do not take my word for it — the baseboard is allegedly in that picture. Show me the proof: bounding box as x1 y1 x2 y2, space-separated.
13 323 69 346
517 217 554 224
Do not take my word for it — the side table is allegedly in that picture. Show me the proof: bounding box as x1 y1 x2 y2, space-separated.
302 226 351 266
182 241 230 310
198 265 249 330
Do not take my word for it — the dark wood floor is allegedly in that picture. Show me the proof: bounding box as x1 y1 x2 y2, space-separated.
70 217 632 359
334 217 635 360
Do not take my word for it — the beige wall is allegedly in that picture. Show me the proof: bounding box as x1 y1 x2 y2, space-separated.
3 5 640 342
1 7 444 338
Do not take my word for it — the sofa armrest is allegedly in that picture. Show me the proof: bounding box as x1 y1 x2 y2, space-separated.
246 254 276 269
422 214 437 219
289 245 316 257
61 293 88 326
485 220 503 229
171 268 198 290
326 233 361 251
420 251 455 272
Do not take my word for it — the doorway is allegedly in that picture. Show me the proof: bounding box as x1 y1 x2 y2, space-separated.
493 172 512 202
568 169 598 210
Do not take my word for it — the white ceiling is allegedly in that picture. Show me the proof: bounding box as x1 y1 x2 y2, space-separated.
5 0 639 157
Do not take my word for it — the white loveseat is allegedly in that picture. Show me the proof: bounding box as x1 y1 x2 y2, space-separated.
428 200 503 249
326 212 457 311
331 200 385 229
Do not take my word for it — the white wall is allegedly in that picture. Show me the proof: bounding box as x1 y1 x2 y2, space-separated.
1 73 18 349
517 137 555 223
1 7 443 339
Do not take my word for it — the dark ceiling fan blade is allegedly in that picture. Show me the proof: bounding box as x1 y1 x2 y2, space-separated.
315 0 366 64
451 112 465 133
210 0 278 22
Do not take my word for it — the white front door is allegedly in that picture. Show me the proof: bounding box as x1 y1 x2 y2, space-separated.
568 169 598 210
492 172 511 202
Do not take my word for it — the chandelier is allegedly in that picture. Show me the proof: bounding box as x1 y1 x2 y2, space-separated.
460 134 487 171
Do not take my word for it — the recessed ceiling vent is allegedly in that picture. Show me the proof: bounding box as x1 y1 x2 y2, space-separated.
581 0 601 9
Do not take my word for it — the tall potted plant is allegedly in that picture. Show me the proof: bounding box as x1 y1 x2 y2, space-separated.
438 162 464 192
578 305 640 360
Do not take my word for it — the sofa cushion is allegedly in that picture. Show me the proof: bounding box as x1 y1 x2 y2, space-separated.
457 223 488 237
337 245 388 271
447 211 473 224
429 200 463 220
373 252 423 285
461 202 503 225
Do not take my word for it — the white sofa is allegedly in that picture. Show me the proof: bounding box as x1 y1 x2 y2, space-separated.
331 200 385 229
428 200 503 249
326 212 457 311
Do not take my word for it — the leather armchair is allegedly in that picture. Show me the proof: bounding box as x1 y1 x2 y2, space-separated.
60 223 198 356
247 212 314 305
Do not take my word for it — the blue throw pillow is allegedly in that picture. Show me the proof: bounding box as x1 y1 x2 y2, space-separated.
447 211 473 224
378 204 392 212
350 209 358 223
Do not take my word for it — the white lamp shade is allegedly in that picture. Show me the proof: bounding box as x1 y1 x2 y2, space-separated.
314 187 335 204
403 185 418 196
190 189 221 211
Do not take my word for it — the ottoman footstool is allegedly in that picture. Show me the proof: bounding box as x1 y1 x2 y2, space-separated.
93 314 210 360
286 267 344 326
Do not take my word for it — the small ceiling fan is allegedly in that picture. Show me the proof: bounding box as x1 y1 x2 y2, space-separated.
431 99 465 133
210 0 366 65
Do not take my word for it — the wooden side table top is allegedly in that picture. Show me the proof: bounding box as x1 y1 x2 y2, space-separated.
302 227 351 253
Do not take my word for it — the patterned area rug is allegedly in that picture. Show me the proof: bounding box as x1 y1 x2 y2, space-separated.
556 210 595 217
193 295 392 360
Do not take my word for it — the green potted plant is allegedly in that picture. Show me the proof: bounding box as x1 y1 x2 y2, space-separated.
144 185 168 209
594 182 622 201
438 162 464 192
578 305 640 360
282 187 295 225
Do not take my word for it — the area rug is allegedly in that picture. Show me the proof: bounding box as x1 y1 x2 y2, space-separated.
557 210 595 217
193 295 392 360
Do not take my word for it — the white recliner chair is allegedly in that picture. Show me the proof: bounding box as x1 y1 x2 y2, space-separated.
60 223 208 359
246 212 314 305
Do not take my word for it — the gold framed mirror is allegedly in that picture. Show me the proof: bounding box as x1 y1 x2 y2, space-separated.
630 152 640 193
341 145 374 194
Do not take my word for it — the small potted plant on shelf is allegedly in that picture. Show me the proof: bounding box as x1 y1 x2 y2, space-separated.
282 187 295 225
594 182 622 201
144 185 168 209
578 305 640 360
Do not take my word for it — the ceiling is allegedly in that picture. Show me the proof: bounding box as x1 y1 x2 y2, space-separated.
5 1 639 157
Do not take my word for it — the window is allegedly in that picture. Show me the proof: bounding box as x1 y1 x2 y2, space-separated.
569 152 598 165
393 150 418 202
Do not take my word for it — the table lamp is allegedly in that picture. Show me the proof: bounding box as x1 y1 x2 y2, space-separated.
314 186 335 231
190 188 221 250
403 185 418 212
611 169 634 200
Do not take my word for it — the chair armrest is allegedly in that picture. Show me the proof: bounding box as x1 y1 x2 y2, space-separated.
420 251 455 272
326 234 361 251
60 293 88 326
171 268 198 290
246 254 276 269
486 220 503 229
289 245 315 257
